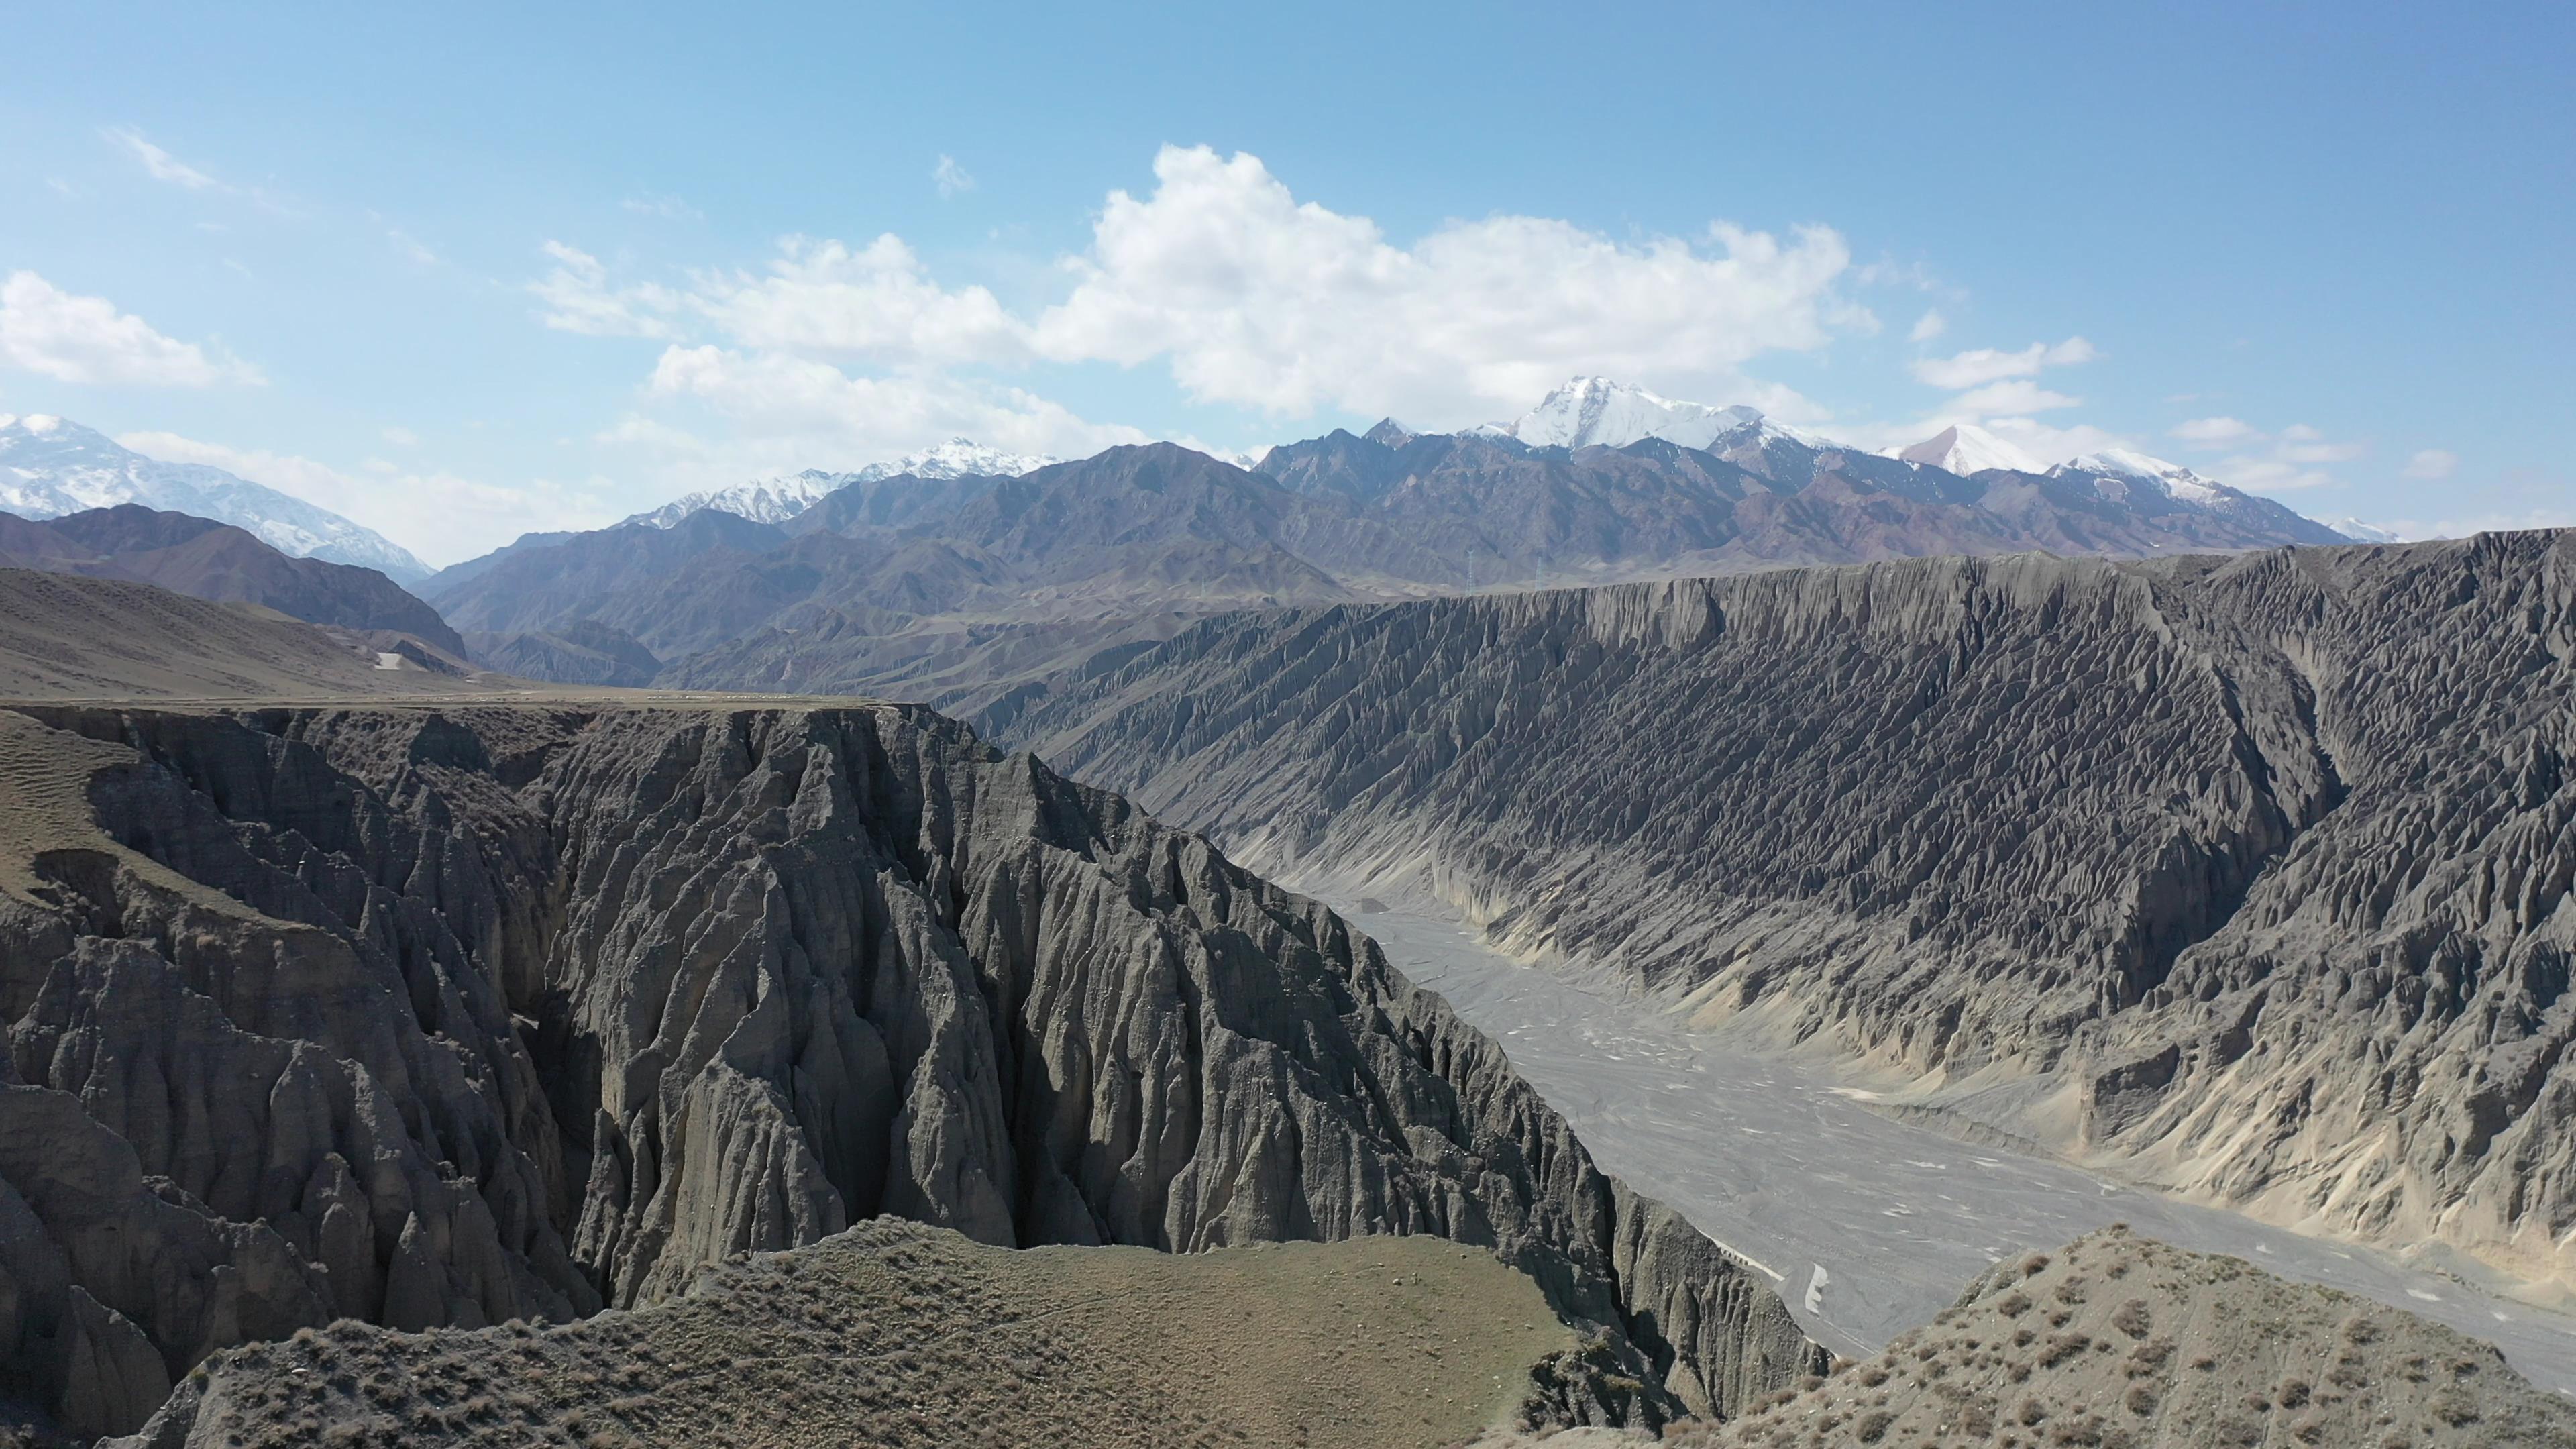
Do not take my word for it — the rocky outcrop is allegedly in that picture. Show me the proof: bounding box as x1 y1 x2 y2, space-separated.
997 531 2576 1295
0 701 1823 1436
1668 1227 2576 1448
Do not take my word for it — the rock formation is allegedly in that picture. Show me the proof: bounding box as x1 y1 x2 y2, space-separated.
1666 1226 2576 1448
997 531 2576 1297
0 700 1823 1436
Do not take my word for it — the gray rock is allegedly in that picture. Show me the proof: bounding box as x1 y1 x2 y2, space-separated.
0 700 1825 1434
996 531 2576 1296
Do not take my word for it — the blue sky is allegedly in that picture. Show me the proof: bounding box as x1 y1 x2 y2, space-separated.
2 1 2568 564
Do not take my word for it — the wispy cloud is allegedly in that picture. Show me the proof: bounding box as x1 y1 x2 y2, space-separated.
1909 337 2096 390
2171 416 2257 446
2402 448 2457 480
622 193 703 221
103 126 217 189
1908 309 1946 343
933 154 975 199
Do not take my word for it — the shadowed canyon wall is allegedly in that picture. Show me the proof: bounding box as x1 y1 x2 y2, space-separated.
0 703 1821 1437
999 531 2576 1295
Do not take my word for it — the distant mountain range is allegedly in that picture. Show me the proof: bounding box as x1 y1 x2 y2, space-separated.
618 439 1057 529
0 503 465 657
0 413 429 579
422 380 2361 706
8 382 2391 706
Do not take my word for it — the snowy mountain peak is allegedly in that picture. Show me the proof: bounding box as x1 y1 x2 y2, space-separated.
0 414 429 580
1484 376 1830 452
1891 423 2048 477
2053 448 2230 505
623 439 1056 529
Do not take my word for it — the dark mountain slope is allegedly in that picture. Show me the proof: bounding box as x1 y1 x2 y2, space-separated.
996 531 2576 1297
0 701 1823 1438
0 505 463 655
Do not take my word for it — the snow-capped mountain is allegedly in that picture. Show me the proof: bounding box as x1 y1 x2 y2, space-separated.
621 470 852 530
0 413 429 580
1891 423 2048 477
2053 448 2231 506
2318 516 2404 545
624 439 1056 529
1477 376 1831 451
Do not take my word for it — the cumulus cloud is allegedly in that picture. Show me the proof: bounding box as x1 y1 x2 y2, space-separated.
1026 145 1856 425
1909 336 2096 390
0 270 264 386
120 429 618 566
933 155 975 199
691 235 1027 364
1909 309 1947 343
638 345 1148 462
104 127 217 189
535 144 1874 482
2403 448 2458 480
2171 416 2257 446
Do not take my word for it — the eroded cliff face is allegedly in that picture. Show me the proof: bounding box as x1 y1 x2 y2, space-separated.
0 702 1821 1437
998 531 2576 1295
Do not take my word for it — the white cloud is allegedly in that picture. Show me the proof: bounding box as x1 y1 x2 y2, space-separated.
382 425 420 447
1909 336 2096 390
2403 448 2458 480
933 155 975 199
691 235 1027 364
104 127 217 189
1949 380 2082 415
622 193 703 220
1025 145 1856 425
119 430 619 566
538 144 1867 475
2196 423 2368 493
638 344 1146 464
2171 415 2258 447
1909 309 1947 343
530 241 681 337
0 270 264 386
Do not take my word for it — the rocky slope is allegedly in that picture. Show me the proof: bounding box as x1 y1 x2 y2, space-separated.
1523 1227 2576 1448
0 571 479 701
996 531 2576 1297
0 700 1823 1438
115 1223 1580 1449
0 507 462 657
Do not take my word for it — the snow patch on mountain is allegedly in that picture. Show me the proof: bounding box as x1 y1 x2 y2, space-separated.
625 438 1055 529
0 413 430 579
2056 448 2232 504
2320 516 2406 545
1481 376 1833 452
1891 423 2048 477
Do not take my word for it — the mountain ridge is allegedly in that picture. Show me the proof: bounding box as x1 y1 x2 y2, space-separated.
0 414 428 580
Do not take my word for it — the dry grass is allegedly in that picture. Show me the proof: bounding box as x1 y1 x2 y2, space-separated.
158 1221 1576 1449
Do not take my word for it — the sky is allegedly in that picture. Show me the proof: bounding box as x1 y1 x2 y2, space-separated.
1 1 2569 566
